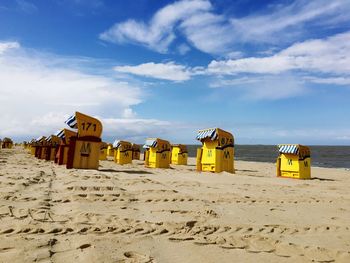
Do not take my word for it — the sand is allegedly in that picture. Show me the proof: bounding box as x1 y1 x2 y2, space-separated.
0 146 350 263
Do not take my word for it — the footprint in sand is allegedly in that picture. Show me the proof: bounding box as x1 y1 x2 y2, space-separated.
77 244 91 250
304 247 335 262
247 237 275 253
120 251 155 263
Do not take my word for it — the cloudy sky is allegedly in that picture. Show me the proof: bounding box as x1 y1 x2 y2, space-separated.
1 0 350 145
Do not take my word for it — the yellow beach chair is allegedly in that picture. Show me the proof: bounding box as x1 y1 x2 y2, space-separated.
99 142 108 160
196 128 235 173
65 112 103 169
144 138 171 168
55 129 77 165
2 137 13 149
276 144 311 179
131 143 141 160
113 140 132 165
33 136 46 159
43 135 60 161
171 144 188 165
107 143 114 157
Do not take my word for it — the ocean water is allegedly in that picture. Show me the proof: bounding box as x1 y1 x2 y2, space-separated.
186 145 350 169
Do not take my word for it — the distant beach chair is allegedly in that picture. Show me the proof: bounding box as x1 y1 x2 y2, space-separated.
39 136 51 160
113 140 132 165
55 129 77 165
65 112 103 169
131 143 141 160
143 138 171 168
276 144 311 179
171 144 188 165
44 135 60 161
107 143 114 157
29 139 36 155
196 128 235 173
33 136 46 159
99 142 108 160
2 137 13 149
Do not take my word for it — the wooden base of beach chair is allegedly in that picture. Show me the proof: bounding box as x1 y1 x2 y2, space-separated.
55 145 70 165
66 136 101 169
35 146 42 159
114 149 132 165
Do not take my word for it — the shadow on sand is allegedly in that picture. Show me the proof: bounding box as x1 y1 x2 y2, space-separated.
311 177 336 182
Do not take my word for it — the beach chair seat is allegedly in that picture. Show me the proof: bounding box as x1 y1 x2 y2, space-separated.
113 140 132 165
99 142 108 160
2 137 13 149
131 143 141 160
55 129 77 165
65 112 103 169
276 144 311 179
196 128 235 173
171 144 188 165
43 135 60 161
107 143 114 157
144 138 171 168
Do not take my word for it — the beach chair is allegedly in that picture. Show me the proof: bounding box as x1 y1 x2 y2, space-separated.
66 112 103 169
2 137 13 149
171 144 188 165
40 137 51 160
276 144 311 179
113 140 132 165
33 136 46 159
107 143 114 157
143 138 171 168
131 143 141 160
196 128 235 173
28 139 35 155
43 135 60 161
99 142 108 160
55 129 77 165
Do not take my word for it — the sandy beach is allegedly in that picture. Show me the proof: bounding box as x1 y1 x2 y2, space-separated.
0 146 350 262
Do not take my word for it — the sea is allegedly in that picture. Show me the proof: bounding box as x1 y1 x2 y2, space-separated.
185 145 350 169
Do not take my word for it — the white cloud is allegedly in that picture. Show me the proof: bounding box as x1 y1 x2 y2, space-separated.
100 0 350 55
207 31 350 76
100 0 211 53
0 41 145 139
114 62 192 81
0 41 20 54
102 118 171 139
210 75 306 100
121 108 136 118
179 11 234 54
303 76 350 86
230 0 350 44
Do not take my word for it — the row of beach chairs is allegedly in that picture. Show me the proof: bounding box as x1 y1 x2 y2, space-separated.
21 111 311 179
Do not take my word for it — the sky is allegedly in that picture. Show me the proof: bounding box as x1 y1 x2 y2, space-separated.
0 0 350 145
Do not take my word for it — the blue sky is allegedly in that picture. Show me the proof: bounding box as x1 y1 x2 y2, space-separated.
0 0 350 145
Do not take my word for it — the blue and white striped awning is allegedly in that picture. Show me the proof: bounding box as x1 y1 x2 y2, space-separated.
278 144 299 155
55 129 65 139
143 139 157 149
46 135 52 142
113 140 121 149
36 136 45 142
65 115 77 129
196 128 218 141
